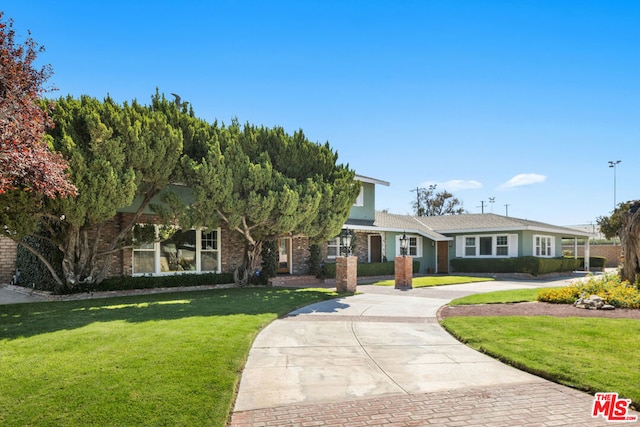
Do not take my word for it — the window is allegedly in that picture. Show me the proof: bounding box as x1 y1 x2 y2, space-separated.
479 236 492 256
496 235 508 256
458 234 516 258
408 236 418 256
353 187 364 207
133 242 155 274
535 235 553 257
465 237 476 256
396 234 421 257
201 230 219 272
132 227 220 275
327 237 340 258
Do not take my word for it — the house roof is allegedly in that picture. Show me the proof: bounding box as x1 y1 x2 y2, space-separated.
354 174 390 187
346 212 591 239
421 213 592 237
344 212 450 241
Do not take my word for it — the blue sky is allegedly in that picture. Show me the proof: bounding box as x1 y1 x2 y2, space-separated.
5 1 638 227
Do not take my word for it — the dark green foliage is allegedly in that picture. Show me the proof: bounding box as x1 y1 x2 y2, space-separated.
597 201 631 240
308 244 323 277
16 236 64 292
450 256 581 276
575 256 607 271
321 260 421 279
93 272 234 293
253 240 278 285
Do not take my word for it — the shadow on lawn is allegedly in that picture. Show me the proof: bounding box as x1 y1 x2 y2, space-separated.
0 287 351 341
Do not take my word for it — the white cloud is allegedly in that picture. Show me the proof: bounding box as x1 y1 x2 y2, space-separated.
499 173 547 190
419 180 483 191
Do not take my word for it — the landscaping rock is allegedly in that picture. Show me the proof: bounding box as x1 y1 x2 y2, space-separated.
573 295 615 310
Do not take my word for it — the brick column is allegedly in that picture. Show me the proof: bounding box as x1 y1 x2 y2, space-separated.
336 256 357 293
394 256 413 289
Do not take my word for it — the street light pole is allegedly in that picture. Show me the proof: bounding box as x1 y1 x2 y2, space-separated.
608 160 621 211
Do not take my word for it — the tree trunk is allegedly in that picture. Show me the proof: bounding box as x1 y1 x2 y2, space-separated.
620 201 640 284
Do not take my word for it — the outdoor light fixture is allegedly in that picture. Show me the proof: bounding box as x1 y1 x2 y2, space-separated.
399 232 408 256
340 228 352 256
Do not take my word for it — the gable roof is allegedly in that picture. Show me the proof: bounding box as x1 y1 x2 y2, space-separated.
422 213 592 237
345 212 591 239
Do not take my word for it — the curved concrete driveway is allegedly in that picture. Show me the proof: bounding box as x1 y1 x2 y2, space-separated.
231 277 639 426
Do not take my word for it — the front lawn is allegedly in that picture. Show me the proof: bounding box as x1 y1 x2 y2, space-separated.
0 287 342 426
373 275 492 288
441 289 640 406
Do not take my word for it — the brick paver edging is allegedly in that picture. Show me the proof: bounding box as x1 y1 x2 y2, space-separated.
229 382 633 426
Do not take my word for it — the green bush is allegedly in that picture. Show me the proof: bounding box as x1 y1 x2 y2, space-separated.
16 236 64 292
93 272 234 293
450 256 581 276
321 260 420 279
574 256 607 271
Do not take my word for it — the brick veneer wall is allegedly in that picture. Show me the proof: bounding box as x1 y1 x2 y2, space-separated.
0 236 17 284
562 244 622 268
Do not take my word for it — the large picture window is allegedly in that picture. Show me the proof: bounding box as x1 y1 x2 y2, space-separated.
458 234 515 258
132 227 220 275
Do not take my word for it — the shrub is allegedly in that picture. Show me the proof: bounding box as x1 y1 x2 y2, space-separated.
450 257 580 276
91 272 234 294
321 260 420 279
16 235 64 292
537 273 640 308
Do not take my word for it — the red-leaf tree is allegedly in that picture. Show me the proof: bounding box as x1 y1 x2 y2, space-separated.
0 12 75 197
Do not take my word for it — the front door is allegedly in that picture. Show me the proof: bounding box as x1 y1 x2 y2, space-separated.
370 235 382 262
277 238 291 274
437 241 449 273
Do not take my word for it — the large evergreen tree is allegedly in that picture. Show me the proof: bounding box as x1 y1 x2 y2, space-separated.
2 94 183 289
181 120 360 276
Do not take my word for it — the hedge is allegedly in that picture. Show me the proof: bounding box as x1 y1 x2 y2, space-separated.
576 256 607 271
95 272 234 293
450 256 581 276
321 260 420 279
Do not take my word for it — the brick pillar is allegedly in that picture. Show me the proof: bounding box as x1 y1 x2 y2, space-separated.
394 256 413 289
336 256 357 293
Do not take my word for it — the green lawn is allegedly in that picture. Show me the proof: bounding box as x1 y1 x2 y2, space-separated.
373 275 493 288
441 289 640 406
446 287 547 306
0 287 342 426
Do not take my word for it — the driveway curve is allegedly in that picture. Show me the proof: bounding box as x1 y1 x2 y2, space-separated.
231 277 639 426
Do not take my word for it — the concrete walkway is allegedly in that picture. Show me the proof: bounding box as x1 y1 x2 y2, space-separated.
0 285 47 304
231 277 640 426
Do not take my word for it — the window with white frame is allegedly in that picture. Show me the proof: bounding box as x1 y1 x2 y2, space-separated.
496 235 509 256
132 227 221 275
353 187 364 207
396 234 421 257
327 237 339 258
534 235 554 257
465 237 476 256
458 234 515 258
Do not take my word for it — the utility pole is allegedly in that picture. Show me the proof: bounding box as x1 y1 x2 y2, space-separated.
488 197 495 213
477 200 486 214
504 204 510 217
